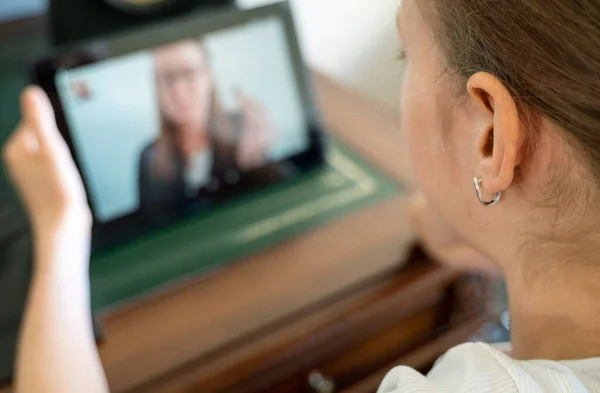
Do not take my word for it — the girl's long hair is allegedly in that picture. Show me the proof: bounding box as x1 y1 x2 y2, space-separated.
152 43 234 180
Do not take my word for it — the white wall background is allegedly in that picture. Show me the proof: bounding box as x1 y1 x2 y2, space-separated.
239 0 404 111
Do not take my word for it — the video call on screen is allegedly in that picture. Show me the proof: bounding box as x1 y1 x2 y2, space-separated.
56 17 309 223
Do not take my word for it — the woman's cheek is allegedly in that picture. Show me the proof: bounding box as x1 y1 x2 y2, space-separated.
400 71 438 190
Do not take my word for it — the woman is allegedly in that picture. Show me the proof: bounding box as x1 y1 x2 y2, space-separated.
5 0 600 391
139 40 276 214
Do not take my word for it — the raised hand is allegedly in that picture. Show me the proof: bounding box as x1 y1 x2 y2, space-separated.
235 90 276 171
3 86 90 233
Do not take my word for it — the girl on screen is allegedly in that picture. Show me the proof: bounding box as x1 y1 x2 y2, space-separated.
139 39 277 214
7 0 600 392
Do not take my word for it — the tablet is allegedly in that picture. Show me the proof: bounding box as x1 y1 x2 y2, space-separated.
33 3 325 250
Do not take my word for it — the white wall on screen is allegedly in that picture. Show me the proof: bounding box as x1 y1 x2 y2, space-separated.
205 17 308 162
57 52 159 222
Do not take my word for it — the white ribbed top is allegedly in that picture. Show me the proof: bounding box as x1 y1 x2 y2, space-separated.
378 343 600 393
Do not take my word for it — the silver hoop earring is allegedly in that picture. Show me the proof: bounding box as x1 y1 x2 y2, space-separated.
473 177 501 207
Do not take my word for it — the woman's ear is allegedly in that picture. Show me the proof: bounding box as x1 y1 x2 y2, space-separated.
467 72 526 197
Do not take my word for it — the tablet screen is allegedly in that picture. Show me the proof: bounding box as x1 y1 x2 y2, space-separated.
54 16 310 224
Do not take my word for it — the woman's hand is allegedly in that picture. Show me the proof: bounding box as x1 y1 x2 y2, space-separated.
3 88 107 393
3 87 91 234
235 90 276 171
409 193 501 275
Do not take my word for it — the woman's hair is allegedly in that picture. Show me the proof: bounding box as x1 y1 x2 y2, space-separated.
154 42 233 179
428 0 600 181
155 89 232 178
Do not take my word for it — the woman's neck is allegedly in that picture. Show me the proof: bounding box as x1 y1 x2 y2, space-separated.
177 124 210 159
505 258 600 361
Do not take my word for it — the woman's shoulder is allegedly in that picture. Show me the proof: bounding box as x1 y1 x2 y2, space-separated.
378 342 600 393
378 343 516 393
139 140 166 172
140 140 159 161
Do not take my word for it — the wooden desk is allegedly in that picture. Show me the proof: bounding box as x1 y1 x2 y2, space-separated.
1 75 483 393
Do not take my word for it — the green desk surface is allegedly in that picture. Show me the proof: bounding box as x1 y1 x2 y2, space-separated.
90 140 401 312
0 42 403 313
0 57 401 311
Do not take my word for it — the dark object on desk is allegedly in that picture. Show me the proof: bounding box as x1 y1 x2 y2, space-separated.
0 196 31 383
50 0 236 45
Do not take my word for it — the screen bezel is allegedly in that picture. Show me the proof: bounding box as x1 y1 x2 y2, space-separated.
33 2 325 251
